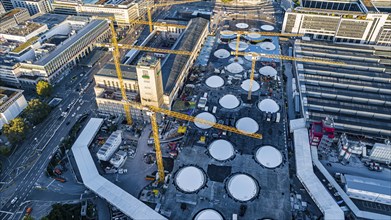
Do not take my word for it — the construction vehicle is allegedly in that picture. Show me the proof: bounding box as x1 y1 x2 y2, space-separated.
54 177 66 183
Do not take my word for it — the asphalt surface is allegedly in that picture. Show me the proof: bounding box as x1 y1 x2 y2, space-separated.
0 17 158 219
0 64 98 220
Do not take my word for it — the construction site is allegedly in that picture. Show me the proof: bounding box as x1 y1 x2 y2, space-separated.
73 0 354 219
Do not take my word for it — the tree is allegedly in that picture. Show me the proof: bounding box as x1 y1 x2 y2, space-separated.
23 99 51 125
3 117 28 144
44 203 81 220
36 80 52 97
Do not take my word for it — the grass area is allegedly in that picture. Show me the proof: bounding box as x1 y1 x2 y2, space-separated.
12 36 39 53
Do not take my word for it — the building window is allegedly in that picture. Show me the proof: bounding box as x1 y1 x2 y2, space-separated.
142 70 150 79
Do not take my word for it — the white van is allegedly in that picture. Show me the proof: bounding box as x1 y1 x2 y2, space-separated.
11 197 18 205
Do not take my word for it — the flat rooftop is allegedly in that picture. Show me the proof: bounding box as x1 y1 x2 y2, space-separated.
96 63 137 80
35 19 105 65
294 40 391 138
2 22 44 36
32 13 68 29
161 17 209 94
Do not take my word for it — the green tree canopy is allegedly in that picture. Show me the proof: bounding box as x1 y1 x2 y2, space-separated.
3 117 28 144
44 203 81 220
23 99 51 125
36 80 52 97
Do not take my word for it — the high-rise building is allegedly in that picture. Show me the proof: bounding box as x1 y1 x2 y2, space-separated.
136 55 164 108
282 8 391 46
0 0 13 11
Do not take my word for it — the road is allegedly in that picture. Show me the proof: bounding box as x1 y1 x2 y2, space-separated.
0 21 146 219
0 65 97 220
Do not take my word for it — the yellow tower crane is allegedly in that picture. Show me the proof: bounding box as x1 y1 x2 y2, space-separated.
219 31 304 60
97 25 263 182
121 99 262 182
231 51 345 100
143 0 201 32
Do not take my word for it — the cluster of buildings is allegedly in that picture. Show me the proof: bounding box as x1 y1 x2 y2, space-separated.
0 15 109 88
282 5 391 46
286 0 391 219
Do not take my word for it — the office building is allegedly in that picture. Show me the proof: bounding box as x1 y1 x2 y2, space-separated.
53 0 153 25
0 7 30 32
0 2 6 14
11 0 53 15
0 58 21 87
97 130 122 161
0 0 13 11
0 86 28 129
344 174 391 205
282 8 391 46
369 142 391 164
294 39 391 139
18 19 110 87
300 0 366 11
0 21 47 42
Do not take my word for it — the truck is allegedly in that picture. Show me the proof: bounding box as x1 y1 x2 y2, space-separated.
54 177 66 183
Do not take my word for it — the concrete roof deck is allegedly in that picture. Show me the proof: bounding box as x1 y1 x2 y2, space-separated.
96 63 137 80
160 20 291 219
